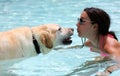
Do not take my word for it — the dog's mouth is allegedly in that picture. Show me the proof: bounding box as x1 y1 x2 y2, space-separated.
62 36 72 45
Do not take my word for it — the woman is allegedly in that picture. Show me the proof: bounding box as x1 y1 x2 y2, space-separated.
76 7 120 76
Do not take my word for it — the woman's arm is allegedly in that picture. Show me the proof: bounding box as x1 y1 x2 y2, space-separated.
104 64 120 74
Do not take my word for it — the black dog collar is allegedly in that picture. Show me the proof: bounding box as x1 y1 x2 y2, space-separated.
32 35 41 54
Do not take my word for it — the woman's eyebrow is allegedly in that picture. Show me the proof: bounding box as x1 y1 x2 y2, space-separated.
80 17 90 20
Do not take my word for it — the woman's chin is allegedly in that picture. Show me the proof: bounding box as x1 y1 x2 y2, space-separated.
78 35 85 38
78 34 83 37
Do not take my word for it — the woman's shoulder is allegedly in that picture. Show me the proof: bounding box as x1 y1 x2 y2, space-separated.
104 36 120 53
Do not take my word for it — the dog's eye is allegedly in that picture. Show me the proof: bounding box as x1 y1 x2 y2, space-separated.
58 27 62 31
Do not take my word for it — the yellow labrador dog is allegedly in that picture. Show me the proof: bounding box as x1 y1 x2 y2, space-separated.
0 24 74 60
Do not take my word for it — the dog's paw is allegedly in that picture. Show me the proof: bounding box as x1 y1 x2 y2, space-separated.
95 71 110 76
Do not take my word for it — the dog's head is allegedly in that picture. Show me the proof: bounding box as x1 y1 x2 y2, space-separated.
53 24 74 46
32 24 74 54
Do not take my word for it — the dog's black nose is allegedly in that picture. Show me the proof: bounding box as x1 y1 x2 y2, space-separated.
71 28 74 31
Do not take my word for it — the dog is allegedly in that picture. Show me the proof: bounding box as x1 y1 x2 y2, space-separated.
0 24 74 60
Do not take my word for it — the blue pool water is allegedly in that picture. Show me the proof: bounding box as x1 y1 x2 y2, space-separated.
0 0 120 76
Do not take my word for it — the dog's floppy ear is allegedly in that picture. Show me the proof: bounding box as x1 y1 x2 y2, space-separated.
40 33 53 49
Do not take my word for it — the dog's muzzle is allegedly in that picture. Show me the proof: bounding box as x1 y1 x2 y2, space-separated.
62 28 74 45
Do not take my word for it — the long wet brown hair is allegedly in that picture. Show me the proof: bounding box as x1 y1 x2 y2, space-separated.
84 7 118 40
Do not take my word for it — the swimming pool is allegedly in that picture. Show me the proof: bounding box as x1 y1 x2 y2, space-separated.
0 0 120 76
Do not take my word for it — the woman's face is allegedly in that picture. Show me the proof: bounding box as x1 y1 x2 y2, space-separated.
76 11 95 38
